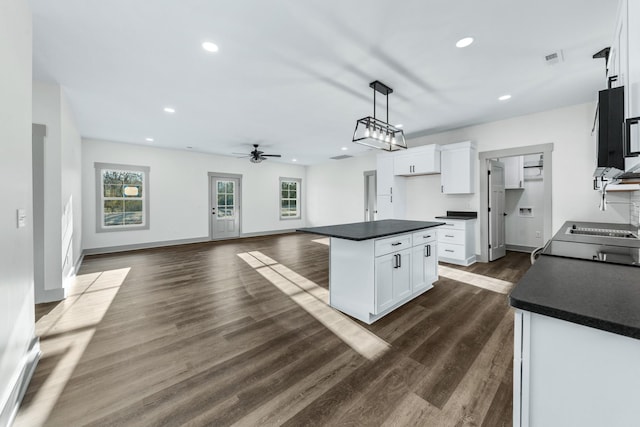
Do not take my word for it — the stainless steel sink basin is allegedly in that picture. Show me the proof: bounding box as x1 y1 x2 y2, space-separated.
566 227 639 239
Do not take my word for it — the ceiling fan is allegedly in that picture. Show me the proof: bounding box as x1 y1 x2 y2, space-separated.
233 144 282 163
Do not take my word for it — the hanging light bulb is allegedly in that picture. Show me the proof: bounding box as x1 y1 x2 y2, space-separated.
391 134 397 145
372 127 378 139
364 125 370 138
385 131 391 143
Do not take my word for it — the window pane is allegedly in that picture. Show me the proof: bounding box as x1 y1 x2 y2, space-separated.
226 194 234 205
124 200 142 212
104 212 124 226
226 207 234 217
217 181 225 193
281 190 288 199
104 184 123 197
104 200 124 213
290 200 297 211
289 190 297 199
217 194 225 206
103 171 123 184
123 172 143 185
225 181 234 193
124 212 143 225
123 185 142 197
217 210 226 218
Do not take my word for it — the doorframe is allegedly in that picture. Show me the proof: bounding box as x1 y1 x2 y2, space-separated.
208 172 243 240
478 143 553 263
363 170 377 221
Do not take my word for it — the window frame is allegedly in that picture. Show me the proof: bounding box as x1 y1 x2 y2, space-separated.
279 177 302 220
95 162 150 233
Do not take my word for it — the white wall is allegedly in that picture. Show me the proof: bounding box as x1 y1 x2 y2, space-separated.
82 139 307 250
0 0 35 420
306 154 377 226
306 102 631 253
32 81 83 301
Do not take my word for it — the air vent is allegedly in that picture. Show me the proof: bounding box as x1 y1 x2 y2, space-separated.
544 50 564 65
330 155 353 160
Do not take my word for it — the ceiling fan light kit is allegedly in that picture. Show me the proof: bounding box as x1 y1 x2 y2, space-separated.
352 80 407 152
246 144 281 163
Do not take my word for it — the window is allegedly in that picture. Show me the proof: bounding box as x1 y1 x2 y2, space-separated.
280 177 301 220
95 163 150 232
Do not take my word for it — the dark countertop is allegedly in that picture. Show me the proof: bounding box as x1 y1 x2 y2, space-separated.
510 220 640 340
435 210 478 221
297 219 445 241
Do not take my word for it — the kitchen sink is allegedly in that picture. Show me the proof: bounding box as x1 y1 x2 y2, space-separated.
566 227 639 239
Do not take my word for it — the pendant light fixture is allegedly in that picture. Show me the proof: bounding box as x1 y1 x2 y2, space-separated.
352 80 407 151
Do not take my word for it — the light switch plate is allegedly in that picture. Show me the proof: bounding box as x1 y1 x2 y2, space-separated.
17 209 26 228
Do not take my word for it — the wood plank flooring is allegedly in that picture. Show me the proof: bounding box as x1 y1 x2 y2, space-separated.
16 234 531 427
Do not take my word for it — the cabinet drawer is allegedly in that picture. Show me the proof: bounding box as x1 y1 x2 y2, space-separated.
412 229 437 245
438 228 465 245
439 242 464 260
438 220 465 230
375 234 412 256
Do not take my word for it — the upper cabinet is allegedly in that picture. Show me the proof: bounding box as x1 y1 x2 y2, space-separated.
501 156 524 190
440 141 477 194
394 144 441 176
609 0 639 119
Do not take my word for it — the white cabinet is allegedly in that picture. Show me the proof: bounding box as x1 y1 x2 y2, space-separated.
514 310 640 427
502 156 524 190
437 219 476 266
376 154 405 219
411 231 437 293
440 141 477 194
374 248 411 314
394 144 441 176
329 227 439 324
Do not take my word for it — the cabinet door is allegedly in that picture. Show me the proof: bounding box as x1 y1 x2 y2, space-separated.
412 245 427 291
394 154 413 176
503 156 524 189
374 254 395 314
441 147 473 194
393 249 412 301
412 243 437 292
376 195 393 220
376 156 394 195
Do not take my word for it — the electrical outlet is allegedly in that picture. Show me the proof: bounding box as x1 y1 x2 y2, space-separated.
17 209 26 228
535 231 541 238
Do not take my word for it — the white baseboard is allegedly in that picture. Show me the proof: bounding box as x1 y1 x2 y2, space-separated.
0 338 40 427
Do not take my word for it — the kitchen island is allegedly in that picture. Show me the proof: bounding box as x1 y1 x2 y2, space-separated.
298 219 444 324
509 221 640 427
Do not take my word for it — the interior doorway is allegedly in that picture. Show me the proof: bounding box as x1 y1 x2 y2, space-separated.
363 170 377 222
209 173 242 240
478 144 553 263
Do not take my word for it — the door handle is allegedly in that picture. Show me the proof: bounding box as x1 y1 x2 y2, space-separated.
397 253 401 268
503 213 507 216
211 208 216 215
424 244 431 257
393 254 399 268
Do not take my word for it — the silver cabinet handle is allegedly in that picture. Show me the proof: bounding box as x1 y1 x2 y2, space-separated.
441 185 444 193
423 235 432 238
424 244 431 257
398 253 401 268
445 234 454 238
445 249 454 253
393 254 399 268
391 242 402 246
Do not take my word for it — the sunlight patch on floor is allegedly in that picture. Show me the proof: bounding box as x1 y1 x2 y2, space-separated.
238 252 389 360
438 265 513 294
311 238 330 246
14 268 130 427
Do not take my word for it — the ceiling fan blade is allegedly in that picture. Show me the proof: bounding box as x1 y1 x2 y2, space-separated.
261 154 282 157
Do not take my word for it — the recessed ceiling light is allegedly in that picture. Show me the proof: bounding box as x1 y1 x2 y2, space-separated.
202 41 219 53
455 37 474 48
498 94 512 101
395 123 404 128
164 107 176 113
341 147 348 151
145 137 154 142
292 158 297 162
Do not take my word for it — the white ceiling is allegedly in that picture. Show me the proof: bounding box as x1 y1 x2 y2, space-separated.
29 0 617 164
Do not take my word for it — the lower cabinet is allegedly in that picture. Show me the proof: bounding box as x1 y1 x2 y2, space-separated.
330 228 439 324
374 248 411 314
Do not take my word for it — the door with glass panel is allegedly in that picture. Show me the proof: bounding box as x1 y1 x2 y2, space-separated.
210 175 241 240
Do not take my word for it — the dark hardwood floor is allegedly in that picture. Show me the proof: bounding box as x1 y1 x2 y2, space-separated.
17 234 531 427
